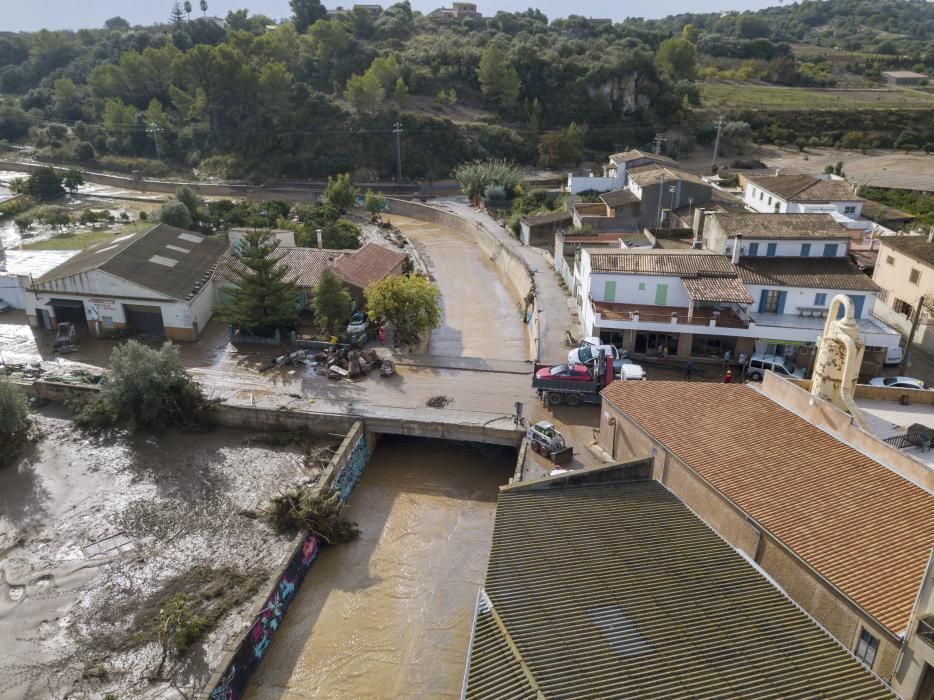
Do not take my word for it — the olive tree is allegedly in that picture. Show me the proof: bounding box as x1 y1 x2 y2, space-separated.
364 274 440 345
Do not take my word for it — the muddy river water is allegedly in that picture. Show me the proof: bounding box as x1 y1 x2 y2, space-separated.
246 436 515 699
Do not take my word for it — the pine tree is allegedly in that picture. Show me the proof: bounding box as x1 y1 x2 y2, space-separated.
217 231 300 336
169 2 186 27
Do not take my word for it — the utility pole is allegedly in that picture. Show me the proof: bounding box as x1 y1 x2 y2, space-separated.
899 296 925 374
148 122 163 160
711 114 726 171
393 122 403 185
655 174 666 231
652 134 666 155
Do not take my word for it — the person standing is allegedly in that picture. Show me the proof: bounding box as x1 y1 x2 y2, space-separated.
724 368 733 383
685 360 694 381
378 325 386 344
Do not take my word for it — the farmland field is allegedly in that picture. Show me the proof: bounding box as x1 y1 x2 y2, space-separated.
701 82 934 111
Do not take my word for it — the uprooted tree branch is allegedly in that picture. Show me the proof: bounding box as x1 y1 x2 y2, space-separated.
261 488 359 544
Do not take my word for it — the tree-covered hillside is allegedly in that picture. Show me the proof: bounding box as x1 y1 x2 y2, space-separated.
0 0 931 181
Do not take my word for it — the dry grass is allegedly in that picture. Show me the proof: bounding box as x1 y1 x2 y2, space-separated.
701 81 934 111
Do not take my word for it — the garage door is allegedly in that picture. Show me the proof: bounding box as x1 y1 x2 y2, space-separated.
50 298 87 324
123 304 165 337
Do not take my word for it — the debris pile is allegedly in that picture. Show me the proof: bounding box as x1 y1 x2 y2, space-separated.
265 346 385 381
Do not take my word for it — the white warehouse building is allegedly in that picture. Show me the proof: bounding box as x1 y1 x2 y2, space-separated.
24 223 227 341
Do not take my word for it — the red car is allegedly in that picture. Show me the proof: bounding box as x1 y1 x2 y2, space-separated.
534 364 592 382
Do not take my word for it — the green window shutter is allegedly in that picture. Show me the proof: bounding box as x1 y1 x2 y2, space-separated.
604 280 617 302
655 283 668 305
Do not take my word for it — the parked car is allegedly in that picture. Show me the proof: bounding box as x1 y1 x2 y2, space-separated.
618 357 646 381
868 376 928 390
346 310 367 334
568 343 619 366
744 353 806 381
0 300 11 314
883 346 904 366
534 364 592 382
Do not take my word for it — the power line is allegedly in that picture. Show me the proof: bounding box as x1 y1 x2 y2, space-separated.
711 113 726 170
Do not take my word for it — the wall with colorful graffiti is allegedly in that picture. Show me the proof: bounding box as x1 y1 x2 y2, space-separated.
206 420 370 700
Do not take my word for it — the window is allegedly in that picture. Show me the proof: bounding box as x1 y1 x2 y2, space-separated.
855 628 879 668
758 190 763 201
886 255 895 266
801 243 811 257
603 280 617 302
749 242 760 256
822 243 839 257
763 290 782 313
768 196 773 205
814 293 827 306
843 205 857 214
911 268 921 285
766 243 777 256
638 282 645 291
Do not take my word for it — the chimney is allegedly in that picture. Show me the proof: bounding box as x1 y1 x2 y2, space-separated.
731 234 742 264
692 208 706 249
316 228 323 249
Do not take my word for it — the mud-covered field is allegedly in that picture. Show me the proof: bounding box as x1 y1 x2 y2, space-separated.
0 409 334 700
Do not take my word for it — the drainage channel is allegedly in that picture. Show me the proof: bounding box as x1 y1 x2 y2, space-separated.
244 435 515 699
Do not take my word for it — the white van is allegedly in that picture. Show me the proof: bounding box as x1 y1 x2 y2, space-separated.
744 353 806 381
568 343 620 366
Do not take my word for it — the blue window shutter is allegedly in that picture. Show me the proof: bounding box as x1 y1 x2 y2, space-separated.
777 291 787 315
766 243 777 256
814 293 826 306
851 295 865 318
759 289 768 313
823 243 838 257
801 243 811 256
749 242 759 256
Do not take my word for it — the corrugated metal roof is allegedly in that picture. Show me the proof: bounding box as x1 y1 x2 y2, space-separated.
35 224 227 301
589 250 736 277
736 257 879 291
601 382 934 636
711 213 849 240
465 476 897 699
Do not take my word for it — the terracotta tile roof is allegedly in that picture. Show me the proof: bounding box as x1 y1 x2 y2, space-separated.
601 381 934 635
215 248 345 288
520 211 572 226
465 470 898 699
736 257 879 291
879 235 934 267
711 213 850 240
747 174 860 202
607 149 676 166
599 188 640 208
588 250 736 276
627 164 708 188
334 242 406 289
683 275 754 304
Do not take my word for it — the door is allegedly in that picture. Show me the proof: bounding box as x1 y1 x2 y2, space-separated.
836 295 865 319
603 280 616 302
123 304 166 337
655 284 668 305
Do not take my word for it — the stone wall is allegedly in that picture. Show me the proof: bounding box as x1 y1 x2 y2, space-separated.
385 198 541 361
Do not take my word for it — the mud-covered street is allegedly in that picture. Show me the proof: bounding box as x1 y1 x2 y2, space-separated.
0 410 326 700
245 436 514 700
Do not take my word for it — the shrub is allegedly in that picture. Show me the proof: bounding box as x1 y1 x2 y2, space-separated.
72 341 214 432
74 141 95 161
0 378 30 466
155 593 205 677
263 488 359 543
158 200 193 229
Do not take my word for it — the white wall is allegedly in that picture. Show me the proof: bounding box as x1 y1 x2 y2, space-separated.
745 284 876 319
743 183 863 218
567 173 623 194
0 273 24 308
732 239 849 257
589 271 689 306
745 183 784 213
36 270 173 300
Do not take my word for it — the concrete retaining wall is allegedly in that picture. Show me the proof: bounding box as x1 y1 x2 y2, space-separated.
203 421 369 700
385 198 542 361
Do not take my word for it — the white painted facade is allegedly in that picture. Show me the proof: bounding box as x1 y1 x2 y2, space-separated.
744 182 863 218
566 172 624 195
727 238 848 258
745 283 875 320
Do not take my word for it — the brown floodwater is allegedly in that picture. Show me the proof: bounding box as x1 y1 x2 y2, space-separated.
245 436 515 700
387 216 529 361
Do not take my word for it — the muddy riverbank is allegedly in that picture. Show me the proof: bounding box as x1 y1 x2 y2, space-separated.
0 409 334 700
246 436 514 699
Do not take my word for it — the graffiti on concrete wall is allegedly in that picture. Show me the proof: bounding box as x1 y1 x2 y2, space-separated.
333 435 369 502
208 534 320 700
208 431 370 700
